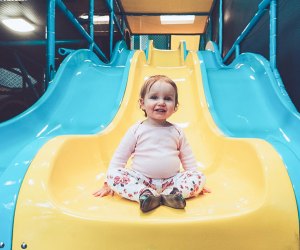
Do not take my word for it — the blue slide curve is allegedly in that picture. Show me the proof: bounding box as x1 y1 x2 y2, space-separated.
0 41 134 250
198 42 300 219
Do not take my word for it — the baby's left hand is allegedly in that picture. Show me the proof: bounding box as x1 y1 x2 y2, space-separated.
93 182 114 197
200 187 211 195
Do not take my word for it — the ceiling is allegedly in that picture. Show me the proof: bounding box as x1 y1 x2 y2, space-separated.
0 0 214 40
0 0 215 83
0 0 114 80
0 0 115 41
126 16 208 34
120 0 213 34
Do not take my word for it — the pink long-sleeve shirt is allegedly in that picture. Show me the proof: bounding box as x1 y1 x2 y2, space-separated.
108 122 197 179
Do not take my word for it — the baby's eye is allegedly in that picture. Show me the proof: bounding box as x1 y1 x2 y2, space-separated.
164 97 172 101
150 95 158 100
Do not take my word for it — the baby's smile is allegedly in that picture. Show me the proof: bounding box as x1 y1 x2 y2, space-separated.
154 108 166 113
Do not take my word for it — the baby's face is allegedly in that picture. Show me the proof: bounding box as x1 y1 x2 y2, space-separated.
140 80 177 124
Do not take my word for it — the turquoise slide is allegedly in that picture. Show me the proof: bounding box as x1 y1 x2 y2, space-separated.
0 41 133 250
198 42 300 217
2 40 299 249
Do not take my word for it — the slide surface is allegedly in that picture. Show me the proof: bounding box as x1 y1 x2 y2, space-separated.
0 41 133 250
12 42 298 249
198 42 300 217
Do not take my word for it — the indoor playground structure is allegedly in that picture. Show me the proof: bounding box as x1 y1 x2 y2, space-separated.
0 0 299 249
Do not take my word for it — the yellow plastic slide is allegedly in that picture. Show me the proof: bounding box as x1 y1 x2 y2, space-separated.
13 42 298 249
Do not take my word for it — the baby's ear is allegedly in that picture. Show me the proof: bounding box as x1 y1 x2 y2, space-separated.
139 98 144 108
139 98 147 117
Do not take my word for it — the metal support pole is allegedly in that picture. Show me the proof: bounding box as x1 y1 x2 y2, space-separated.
235 44 240 58
109 0 114 57
219 0 223 56
114 15 124 38
89 0 94 50
208 17 212 42
223 0 271 62
259 0 272 11
270 0 277 70
46 0 56 86
122 15 126 32
106 0 125 41
0 40 83 46
14 52 40 98
56 0 108 62
199 35 205 50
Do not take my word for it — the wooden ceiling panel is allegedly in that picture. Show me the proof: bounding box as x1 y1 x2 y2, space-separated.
127 16 208 34
120 0 213 14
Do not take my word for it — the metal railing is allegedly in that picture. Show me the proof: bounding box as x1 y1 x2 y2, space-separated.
46 0 126 86
220 0 277 71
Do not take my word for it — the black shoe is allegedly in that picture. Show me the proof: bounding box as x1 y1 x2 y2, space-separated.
139 190 161 213
161 188 186 209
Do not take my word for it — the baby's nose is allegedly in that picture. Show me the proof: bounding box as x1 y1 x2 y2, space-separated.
158 99 166 105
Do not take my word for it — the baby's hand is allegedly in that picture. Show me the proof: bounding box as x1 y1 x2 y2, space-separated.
199 187 211 195
93 182 114 197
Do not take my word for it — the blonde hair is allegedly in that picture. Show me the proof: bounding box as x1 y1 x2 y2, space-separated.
139 75 179 117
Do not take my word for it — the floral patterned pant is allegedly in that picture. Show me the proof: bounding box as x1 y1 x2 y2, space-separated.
106 168 206 202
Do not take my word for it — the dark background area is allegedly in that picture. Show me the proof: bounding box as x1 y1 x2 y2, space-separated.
211 0 300 111
0 0 122 121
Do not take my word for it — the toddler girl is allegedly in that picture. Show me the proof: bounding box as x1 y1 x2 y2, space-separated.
94 75 206 212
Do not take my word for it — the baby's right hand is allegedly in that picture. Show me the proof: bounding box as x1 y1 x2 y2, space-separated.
93 182 114 197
